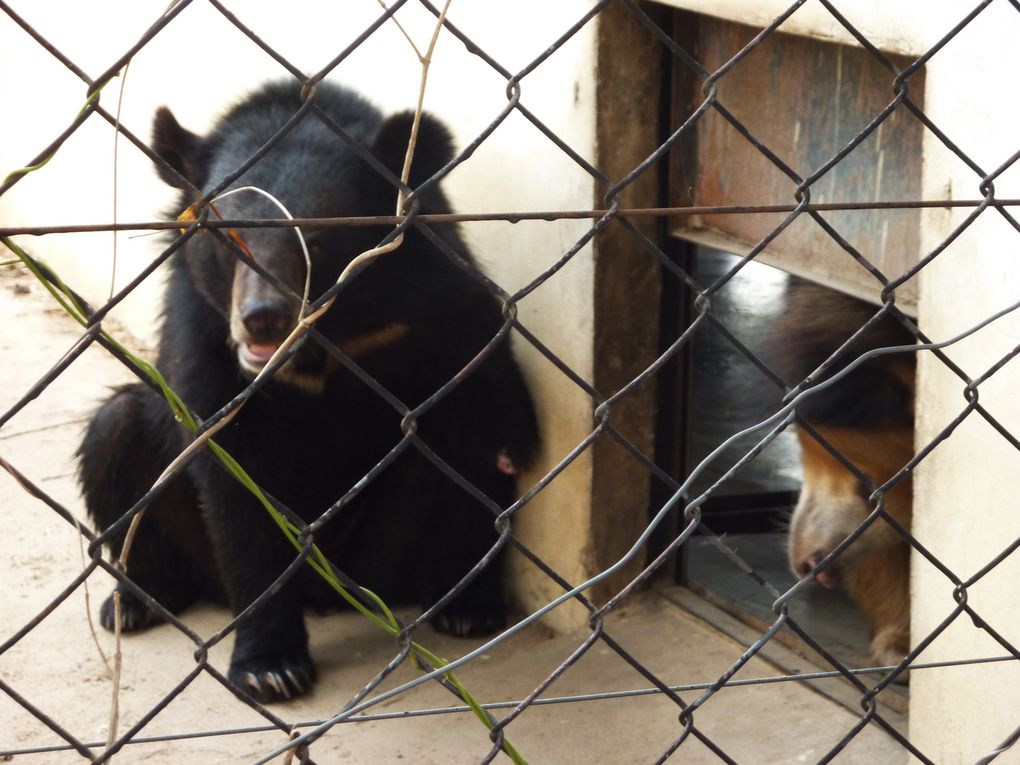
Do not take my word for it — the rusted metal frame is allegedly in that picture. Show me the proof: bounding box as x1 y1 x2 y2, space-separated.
109 196 1020 229
9 196 1020 238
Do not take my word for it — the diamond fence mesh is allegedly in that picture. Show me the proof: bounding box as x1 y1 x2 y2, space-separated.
2 0 1020 762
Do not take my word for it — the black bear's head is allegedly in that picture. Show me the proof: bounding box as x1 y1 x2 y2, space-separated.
150 82 459 389
151 98 455 200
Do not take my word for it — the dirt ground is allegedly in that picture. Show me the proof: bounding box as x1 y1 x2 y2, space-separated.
0 264 908 763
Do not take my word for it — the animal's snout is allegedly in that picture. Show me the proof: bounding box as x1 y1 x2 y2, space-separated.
230 260 310 378
240 296 293 343
797 550 842 589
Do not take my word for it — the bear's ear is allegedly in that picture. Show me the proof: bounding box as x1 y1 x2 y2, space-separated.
151 106 206 189
373 111 456 190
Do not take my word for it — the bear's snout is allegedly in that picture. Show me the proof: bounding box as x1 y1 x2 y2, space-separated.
240 296 293 343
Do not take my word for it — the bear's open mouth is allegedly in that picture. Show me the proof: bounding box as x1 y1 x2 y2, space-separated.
235 338 329 394
239 342 281 371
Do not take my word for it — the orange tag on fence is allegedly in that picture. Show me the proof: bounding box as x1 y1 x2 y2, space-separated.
177 204 199 233
176 202 255 260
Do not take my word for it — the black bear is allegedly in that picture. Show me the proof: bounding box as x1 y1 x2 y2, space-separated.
79 81 539 702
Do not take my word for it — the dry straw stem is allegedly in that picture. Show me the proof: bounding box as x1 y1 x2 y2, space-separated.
107 594 123 750
103 62 132 758
73 517 114 679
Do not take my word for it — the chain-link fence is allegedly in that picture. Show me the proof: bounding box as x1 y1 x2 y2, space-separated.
3 0 1020 762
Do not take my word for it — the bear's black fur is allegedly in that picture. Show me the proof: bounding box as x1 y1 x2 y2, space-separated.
79 81 539 702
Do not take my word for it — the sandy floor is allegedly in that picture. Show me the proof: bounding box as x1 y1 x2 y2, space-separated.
0 264 909 763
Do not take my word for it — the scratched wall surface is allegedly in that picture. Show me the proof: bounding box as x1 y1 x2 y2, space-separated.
670 13 925 311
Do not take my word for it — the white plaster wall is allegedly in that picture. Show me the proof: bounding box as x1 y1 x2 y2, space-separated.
911 1 1020 760
0 1 599 630
660 0 1020 759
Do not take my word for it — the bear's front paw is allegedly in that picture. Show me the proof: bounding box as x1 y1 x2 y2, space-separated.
228 648 317 703
870 626 911 685
99 588 162 632
432 597 506 638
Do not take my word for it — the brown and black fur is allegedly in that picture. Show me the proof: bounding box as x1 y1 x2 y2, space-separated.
776 281 915 665
78 82 539 702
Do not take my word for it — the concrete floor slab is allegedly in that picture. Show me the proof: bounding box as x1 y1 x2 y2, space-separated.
1 266 910 763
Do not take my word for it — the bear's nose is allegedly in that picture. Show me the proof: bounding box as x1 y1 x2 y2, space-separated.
240 297 293 341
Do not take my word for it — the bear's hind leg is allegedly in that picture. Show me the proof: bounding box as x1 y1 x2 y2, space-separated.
80 384 218 631
419 471 510 638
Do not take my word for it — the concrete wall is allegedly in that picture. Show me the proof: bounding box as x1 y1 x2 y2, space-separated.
0 1 608 631
659 0 1020 760
912 1 1020 760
